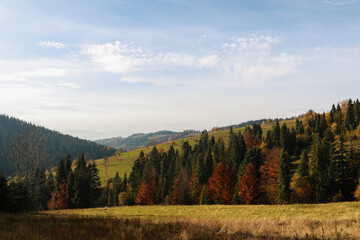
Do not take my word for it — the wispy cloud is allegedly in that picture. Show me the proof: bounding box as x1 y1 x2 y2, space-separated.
222 35 280 54
37 41 68 49
83 41 220 74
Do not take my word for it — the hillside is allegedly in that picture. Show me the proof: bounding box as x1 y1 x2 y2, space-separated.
95 130 199 151
0 115 115 176
94 119 297 184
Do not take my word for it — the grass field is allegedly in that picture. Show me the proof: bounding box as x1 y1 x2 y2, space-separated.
37 202 360 239
94 119 297 185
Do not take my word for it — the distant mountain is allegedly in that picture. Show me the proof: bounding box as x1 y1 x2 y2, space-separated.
95 130 200 151
0 115 115 176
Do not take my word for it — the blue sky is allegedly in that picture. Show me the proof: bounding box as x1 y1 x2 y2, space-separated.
1 0 360 140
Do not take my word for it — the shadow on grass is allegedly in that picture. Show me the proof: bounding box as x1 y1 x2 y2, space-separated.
0 213 351 240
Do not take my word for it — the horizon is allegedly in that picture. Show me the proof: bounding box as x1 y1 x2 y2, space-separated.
1 0 360 140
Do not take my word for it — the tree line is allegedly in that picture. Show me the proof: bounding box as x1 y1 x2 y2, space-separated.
2 99 360 211
100 99 360 206
0 154 102 212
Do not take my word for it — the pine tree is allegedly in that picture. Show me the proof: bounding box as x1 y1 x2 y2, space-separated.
228 132 241 175
56 159 66 188
0 172 8 211
309 134 333 202
64 154 72 178
277 149 291 203
297 150 309 177
66 171 75 208
334 133 347 199
345 99 355 130
271 121 281 147
129 151 146 193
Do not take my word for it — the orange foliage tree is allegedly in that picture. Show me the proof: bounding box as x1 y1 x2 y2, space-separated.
259 148 281 203
48 180 67 210
239 163 259 205
207 163 235 204
243 130 261 149
135 169 157 205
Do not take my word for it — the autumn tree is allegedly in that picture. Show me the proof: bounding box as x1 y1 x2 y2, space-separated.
239 163 258 205
207 163 235 204
259 148 281 203
135 168 157 205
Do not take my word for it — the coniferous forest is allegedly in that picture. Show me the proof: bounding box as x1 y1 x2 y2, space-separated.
1 99 360 212
0 114 115 176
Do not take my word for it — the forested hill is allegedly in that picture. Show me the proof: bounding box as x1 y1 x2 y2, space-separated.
95 130 199 151
0 115 115 176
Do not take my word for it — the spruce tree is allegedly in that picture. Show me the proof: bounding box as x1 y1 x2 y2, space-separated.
277 149 291 203
0 172 8 211
56 159 66 188
271 121 281 147
345 99 355 130
66 171 75 208
64 154 72 178
297 150 309 177
309 134 333 202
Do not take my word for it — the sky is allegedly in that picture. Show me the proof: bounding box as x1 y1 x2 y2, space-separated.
1 0 360 140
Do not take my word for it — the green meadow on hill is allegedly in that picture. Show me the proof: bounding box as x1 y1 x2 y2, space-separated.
94 119 297 185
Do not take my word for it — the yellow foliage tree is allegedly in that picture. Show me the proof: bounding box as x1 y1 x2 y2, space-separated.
355 182 360 201
290 173 312 203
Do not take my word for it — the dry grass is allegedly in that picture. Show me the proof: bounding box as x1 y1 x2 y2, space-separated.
36 202 360 239
0 212 357 240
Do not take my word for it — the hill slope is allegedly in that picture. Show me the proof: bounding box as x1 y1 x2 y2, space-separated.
94 119 297 184
95 130 199 151
0 115 115 176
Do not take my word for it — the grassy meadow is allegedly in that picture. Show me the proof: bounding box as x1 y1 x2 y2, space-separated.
95 119 297 185
1 201 356 239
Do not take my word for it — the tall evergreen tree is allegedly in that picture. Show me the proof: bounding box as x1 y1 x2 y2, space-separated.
64 154 72 178
277 149 291 203
66 171 75 208
56 159 66 188
0 172 8 211
297 150 309 177
309 134 333 202
345 99 356 130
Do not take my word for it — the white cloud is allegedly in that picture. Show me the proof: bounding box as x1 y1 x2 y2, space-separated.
57 81 79 88
222 34 280 53
37 41 68 49
83 41 220 74
121 77 167 85
83 41 151 73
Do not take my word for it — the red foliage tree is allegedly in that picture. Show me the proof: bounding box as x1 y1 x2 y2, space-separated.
207 163 235 204
55 180 67 209
243 130 261 149
239 163 258 205
48 180 67 210
135 168 157 205
259 147 281 203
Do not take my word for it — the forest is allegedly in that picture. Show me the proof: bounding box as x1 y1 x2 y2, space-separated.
1 99 360 212
0 114 115 176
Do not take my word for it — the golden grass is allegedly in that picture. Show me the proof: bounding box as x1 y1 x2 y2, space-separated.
41 202 360 239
